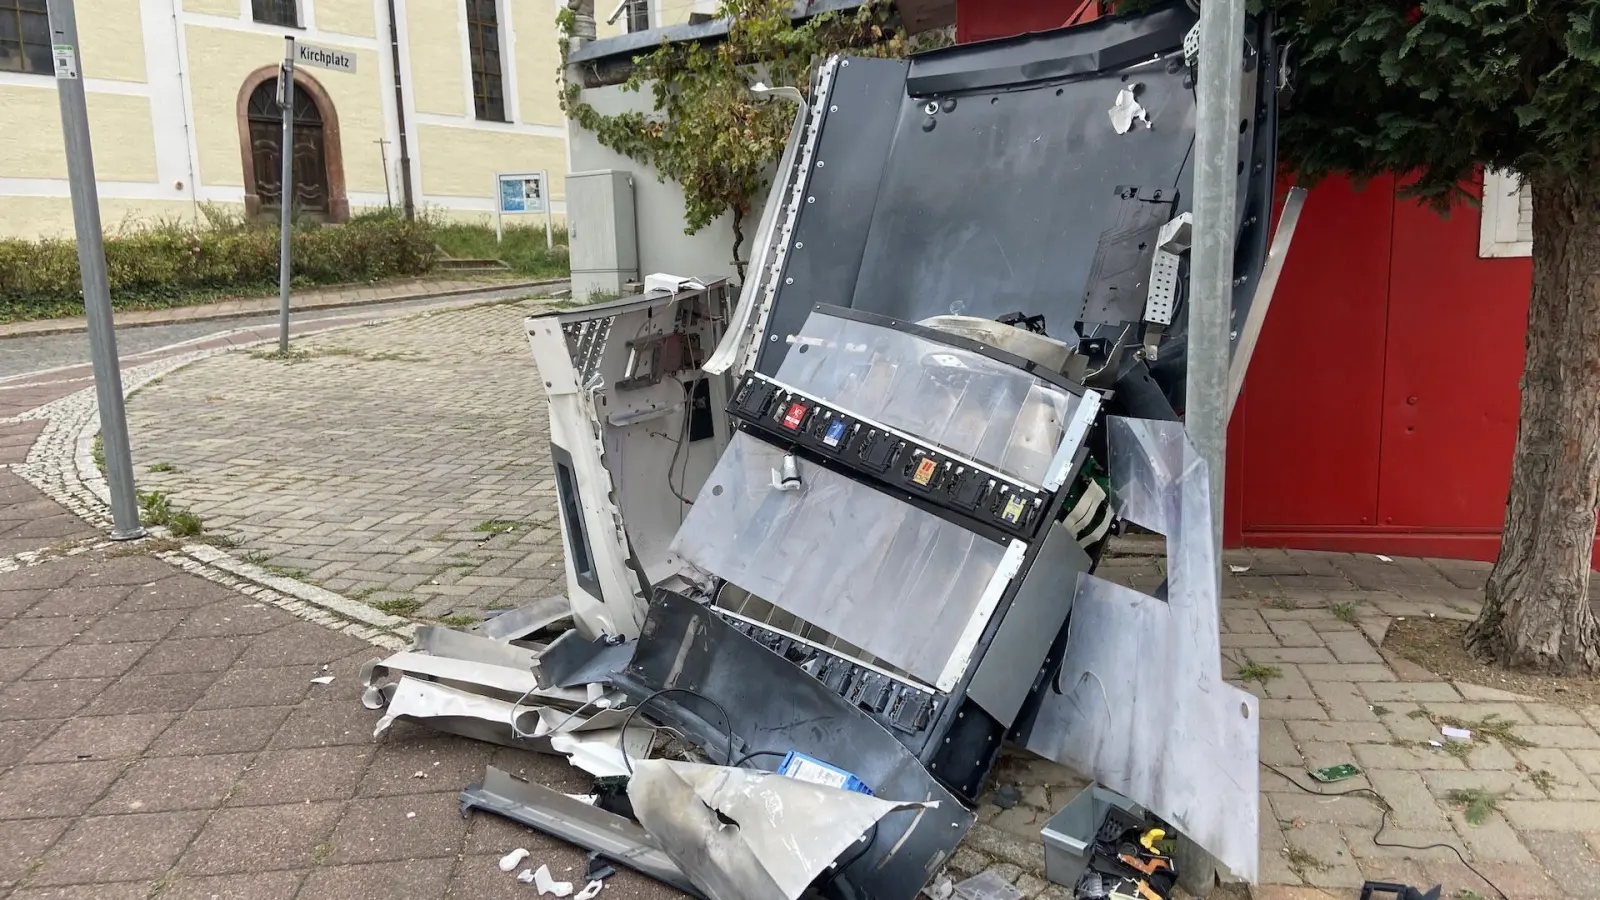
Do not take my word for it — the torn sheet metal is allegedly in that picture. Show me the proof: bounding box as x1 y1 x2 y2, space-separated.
479 596 571 642
629 760 940 900
371 675 643 753
1022 417 1258 881
413 625 538 670
549 732 649 779
612 591 972 900
459 766 703 897
534 630 636 689
360 651 587 710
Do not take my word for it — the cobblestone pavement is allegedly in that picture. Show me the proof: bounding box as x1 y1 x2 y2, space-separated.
0 475 679 900
124 300 563 625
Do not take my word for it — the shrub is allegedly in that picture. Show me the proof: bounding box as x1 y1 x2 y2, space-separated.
433 222 570 279
0 213 438 324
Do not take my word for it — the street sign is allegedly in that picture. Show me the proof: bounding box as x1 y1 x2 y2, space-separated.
295 41 357 74
496 171 554 248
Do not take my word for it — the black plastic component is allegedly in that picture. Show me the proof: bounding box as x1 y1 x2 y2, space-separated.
687 377 715 442
727 371 1056 541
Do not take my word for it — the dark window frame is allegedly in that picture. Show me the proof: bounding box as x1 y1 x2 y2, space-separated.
0 0 52 76
465 0 506 122
251 0 300 28
625 0 650 33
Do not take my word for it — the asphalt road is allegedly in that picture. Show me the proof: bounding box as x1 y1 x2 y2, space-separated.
0 284 559 380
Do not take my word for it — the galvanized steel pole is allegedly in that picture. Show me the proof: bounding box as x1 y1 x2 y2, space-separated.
1186 0 1246 556
277 36 296 353
46 0 145 540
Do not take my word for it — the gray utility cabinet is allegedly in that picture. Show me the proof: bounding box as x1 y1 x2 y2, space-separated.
566 169 639 299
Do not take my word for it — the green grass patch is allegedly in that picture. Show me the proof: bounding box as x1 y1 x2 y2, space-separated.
260 564 310 580
243 549 271 566
1331 602 1358 623
433 222 570 279
148 462 176 473
137 490 203 536
1528 769 1556 795
439 613 478 627
92 434 105 474
1235 662 1283 684
374 597 423 616
1446 788 1501 826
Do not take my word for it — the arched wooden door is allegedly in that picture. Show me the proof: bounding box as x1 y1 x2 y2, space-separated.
245 80 330 215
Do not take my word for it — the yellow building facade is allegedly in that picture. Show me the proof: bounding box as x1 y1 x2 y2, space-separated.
0 0 675 238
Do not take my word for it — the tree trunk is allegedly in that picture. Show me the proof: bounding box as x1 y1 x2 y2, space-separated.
730 207 747 283
1466 167 1600 675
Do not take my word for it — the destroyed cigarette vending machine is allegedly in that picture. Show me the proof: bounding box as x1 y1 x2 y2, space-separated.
526 2 1286 895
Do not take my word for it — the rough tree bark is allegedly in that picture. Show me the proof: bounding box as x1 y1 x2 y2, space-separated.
1466 167 1600 674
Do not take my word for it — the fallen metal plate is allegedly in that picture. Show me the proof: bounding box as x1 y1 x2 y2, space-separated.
372 675 641 753
413 625 538 670
479 596 571 642
533 630 637 689
460 766 703 897
360 651 588 709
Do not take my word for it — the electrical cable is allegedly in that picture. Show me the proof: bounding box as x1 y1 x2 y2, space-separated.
618 686 736 774
830 822 879 883
1263 763 1508 900
667 379 696 508
733 749 789 769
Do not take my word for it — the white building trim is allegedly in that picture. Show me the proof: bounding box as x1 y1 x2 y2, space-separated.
183 10 380 50
414 112 564 138
0 71 150 95
1480 169 1533 259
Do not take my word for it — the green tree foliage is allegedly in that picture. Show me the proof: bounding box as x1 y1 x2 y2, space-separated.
559 0 930 275
1266 0 1600 204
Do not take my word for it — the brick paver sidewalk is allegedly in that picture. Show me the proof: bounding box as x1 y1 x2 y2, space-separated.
0 472 678 900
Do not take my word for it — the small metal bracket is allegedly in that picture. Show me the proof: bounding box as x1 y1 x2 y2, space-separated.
1142 212 1193 333
1183 22 1200 70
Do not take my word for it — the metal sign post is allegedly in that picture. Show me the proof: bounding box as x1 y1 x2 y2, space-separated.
495 171 553 249
276 36 295 353
46 0 144 539
1186 0 1246 559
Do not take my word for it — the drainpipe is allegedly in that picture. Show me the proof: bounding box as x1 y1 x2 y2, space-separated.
385 0 416 219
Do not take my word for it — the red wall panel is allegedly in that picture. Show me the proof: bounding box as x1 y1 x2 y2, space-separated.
1233 176 1395 532
956 0 1099 43
1377 185 1531 532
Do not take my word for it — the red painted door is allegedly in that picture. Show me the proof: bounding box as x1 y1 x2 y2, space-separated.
1232 176 1395 534
1376 185 1531 536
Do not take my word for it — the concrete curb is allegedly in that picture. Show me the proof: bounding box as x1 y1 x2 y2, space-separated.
0 276 566 339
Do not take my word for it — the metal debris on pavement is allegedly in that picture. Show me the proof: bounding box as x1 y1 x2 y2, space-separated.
533 864 573 897
499 848 530 872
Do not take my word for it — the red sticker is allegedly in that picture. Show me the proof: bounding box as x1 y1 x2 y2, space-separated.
781 402 808 430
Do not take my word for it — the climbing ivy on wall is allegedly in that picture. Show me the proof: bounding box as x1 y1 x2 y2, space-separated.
558 0 944 277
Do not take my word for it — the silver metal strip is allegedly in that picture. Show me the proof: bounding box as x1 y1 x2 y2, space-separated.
1042 388 1103 491
713 606 938 695
936 539 1028 693
1228 186 1308 418
757 373 1049 496
736 55 840 374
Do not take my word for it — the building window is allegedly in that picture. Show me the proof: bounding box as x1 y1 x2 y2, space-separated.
465 0 505 121
1479 170 1533 259
626 0 650 32
251 0 299 27
0 0 51 75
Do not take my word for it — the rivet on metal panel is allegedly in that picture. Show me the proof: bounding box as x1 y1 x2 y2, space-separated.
794 242 804 249
807 197 815 204
770 335 779 342
816 161 825 168
1229 331 1237 340
942 98 957 112
785 278 794 285
1240 703 1250 718
841 60 849 66
924 101 939 115
922 118 937 132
